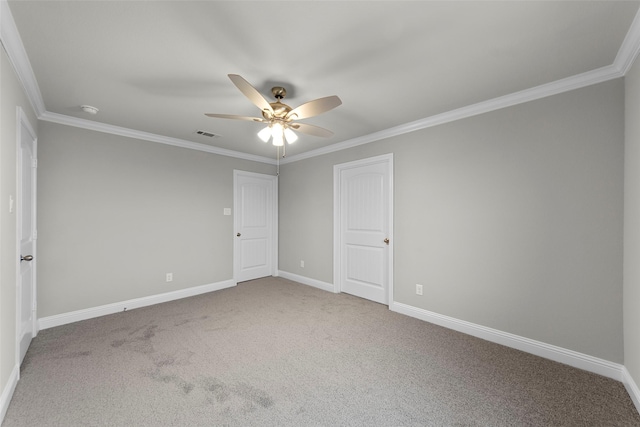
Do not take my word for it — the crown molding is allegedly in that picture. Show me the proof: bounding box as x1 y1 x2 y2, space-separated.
2 1 640 165
0 0 45 116
282 7 640 164
1 0 275 165
280 63 623 164
40 111 276 165
615 6 640 75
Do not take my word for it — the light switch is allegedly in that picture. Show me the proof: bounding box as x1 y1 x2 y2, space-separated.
223 208 231 216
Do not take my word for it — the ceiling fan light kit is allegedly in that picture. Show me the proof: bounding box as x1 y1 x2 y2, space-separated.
257 122 299 146
205 74 341 155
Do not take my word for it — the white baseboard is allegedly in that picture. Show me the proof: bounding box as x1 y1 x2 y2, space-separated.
38 279 236 330
276 275 625 382
277 270 336 293
0 364 19 424
623 366 640 414
391 301 624 381
30 275 639 413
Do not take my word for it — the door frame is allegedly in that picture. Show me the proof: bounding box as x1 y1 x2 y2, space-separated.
333 153 394 304
233 170 278 282
15 106 38 366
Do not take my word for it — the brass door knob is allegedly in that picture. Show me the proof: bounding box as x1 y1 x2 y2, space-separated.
237 233 241 237
384 238 389 245
21 255 34 262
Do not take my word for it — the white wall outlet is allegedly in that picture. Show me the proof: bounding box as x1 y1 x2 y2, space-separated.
300 260 305 268
416 284 423 295
223 208 231 216
166 273 173 282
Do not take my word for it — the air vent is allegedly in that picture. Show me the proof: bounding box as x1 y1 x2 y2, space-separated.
195 130 219 138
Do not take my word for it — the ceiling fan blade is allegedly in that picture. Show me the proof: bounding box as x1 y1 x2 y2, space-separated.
286 95 342 120
228 74 273 115
290 122 334 138
205 113 265 123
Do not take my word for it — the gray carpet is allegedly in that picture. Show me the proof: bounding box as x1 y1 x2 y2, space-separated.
3 277 639 426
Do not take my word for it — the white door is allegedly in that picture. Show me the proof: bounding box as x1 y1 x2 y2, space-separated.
334 154 393 305
234 171 277 282
17 108 37 364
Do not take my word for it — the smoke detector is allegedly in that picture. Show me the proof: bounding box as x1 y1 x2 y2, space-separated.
80 105 99 115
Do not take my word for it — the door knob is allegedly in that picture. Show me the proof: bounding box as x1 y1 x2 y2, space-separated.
383 238 389 245
21 255 33 262
237 233 241 237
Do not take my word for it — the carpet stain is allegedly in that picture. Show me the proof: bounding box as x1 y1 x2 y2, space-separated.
232 382 274 408
174 319 190 326
151 349 194 367
153 355 175 367
128 324 150 336
204 378 230 403
174 315 210 327
111 339 126 348
140 325 158 340
200 377 274 411
144 369 195 395
109 324 160 354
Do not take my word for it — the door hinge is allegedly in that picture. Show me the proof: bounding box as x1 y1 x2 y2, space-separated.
32 159 38 168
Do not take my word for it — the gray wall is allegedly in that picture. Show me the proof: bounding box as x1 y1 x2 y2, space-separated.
625 56 640 387
37 122 275 317
280 79 624 363
0 46 38 401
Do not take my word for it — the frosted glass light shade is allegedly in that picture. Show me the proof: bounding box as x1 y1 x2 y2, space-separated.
272 133 284 146
271 123 284 146
257 126 271 142
284 128 298 144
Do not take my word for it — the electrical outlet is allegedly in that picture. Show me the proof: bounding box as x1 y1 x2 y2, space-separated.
166 273 173 282
300 260 305 268
416 284 423 295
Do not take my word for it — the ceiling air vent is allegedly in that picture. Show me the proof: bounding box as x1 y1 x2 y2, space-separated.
195 130 219 138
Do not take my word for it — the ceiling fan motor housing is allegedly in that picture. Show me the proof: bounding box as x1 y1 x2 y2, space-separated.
265 101 293 119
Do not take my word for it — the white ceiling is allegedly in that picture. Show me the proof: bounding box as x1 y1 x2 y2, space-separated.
6 1 640 162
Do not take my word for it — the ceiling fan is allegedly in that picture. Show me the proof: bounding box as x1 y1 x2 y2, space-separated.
205 74 342 154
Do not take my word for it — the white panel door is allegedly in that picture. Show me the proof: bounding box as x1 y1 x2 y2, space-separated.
335 155 392 305
234 171 277 282
17 109 37 364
